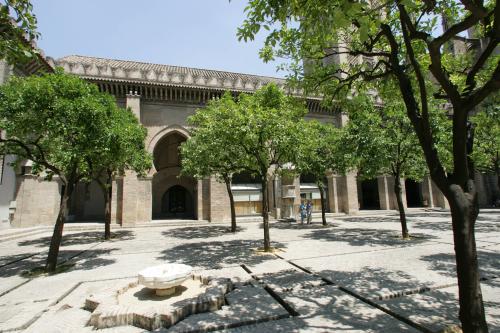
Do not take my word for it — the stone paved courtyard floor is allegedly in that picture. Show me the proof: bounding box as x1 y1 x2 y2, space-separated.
0 208 499 332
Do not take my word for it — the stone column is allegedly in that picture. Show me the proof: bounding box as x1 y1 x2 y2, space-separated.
111 177 123 224
327 174 341 213
121 173 152 226
474 171 488 207
209 177 231 222
377 176 391 210
271 176 282 219
126 91 141 121
421 175 435 208
336 113 358 214
339 172 359 214
293 176 301 217
202 178 210 220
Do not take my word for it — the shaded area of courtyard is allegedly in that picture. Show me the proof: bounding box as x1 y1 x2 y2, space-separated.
0 209 498 332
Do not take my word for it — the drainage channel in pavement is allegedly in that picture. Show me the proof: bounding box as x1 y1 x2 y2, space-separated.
272 253 434 333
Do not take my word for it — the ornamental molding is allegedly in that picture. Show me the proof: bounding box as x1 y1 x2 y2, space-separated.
54 55 303 95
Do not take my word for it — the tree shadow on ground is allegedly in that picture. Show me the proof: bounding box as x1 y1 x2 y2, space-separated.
0 248 118 278
0 252 39 268
267 222 340 230
157 239 286 270
298 267 461 331
163 226 246 240
312 266 435 300
261 268 435 331
420 250 500 280
17 230 135 248
411 215 499 234
302 227 437 247
340 216 410 223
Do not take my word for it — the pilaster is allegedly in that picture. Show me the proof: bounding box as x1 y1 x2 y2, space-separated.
111 177 123 224
339 172 359 214
327 174 341 213
126 91 141 121
377 176 391 210
209 177 230 222
421 176 435 207
121 172 152 226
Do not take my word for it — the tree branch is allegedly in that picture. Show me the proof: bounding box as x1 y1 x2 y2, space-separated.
465 37 499 92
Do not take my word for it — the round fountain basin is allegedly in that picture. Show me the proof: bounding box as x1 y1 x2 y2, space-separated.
138 264 193 295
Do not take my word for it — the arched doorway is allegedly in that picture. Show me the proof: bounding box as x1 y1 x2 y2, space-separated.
160 185 194 218
152 131 196 220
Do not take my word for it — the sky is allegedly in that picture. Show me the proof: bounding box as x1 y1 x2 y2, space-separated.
32 0 285 77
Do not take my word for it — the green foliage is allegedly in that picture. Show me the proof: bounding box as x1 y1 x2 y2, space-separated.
231 83 307 177
0 0 40 64
294 120 342 185
238 0 498 101
0 68 130 184
342 92 427 181
181 92 246 182
88 103 151 182
471 95 500 175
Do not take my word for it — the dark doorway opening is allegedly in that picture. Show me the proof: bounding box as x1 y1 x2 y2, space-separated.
405 179 423 207
161 185 194 219
360 179 380 210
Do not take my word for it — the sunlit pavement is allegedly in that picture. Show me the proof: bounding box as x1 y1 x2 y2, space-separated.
0 209 498 332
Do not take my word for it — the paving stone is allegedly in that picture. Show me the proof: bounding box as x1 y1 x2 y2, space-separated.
245 258 298 275
376 278 500 332
23 305 91 333
0 299 51 332
167 285 289 332
0 209 497 333
279 285 420 332
255 269 326 292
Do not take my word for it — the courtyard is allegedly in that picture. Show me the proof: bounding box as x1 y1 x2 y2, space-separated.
0 209 498 332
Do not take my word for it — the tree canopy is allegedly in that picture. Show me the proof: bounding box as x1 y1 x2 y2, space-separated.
181 92 248 232
88 102 151 240
471 94 500 198
0 69 144 271
0 0 40 64
294 119 341 225
233 84 307 250
239 0 499 330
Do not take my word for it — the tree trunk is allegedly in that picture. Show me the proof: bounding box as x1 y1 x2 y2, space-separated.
224 177 237 233
261 176 271 251
318 182 327 226
104 174 112 240
446 183 489 333
45 181 74 272
394 177 409 239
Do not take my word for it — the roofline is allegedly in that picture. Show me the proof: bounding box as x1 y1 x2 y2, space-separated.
59 54 285 82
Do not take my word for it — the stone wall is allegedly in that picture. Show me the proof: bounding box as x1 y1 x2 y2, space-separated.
12 175 61 227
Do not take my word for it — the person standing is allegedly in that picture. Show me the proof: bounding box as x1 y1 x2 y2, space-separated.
306 200 313 224
299 201 307 224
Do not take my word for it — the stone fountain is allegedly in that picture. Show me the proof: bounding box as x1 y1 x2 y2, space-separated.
138 263 193 296
85 264 233 331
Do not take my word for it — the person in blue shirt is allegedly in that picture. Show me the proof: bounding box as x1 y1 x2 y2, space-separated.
299 201 307 224
306 200 313 224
